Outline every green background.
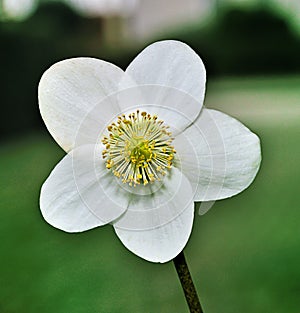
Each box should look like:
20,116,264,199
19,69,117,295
1,77,299,313
1,1,300,312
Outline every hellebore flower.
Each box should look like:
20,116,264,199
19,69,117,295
39,40,261,263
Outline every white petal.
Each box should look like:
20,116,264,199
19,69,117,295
126,40,206,102
38,58,128,152
117,85,201,135
125,40,206,124
113,168,194,263
71,145,129,221
40,148,127,232
114,203,194,263
174,108,261,202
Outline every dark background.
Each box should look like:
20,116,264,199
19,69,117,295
1,1,300,138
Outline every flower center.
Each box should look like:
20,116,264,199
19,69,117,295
101,110,176,186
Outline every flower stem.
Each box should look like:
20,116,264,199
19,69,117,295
173,251,203,313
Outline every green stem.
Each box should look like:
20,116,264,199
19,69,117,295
173,251,203,313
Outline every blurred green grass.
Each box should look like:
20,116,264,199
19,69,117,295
1,76,300,313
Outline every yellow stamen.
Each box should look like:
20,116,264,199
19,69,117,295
101,110,176,186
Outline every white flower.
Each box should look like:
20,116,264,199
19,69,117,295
39,40,261,263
